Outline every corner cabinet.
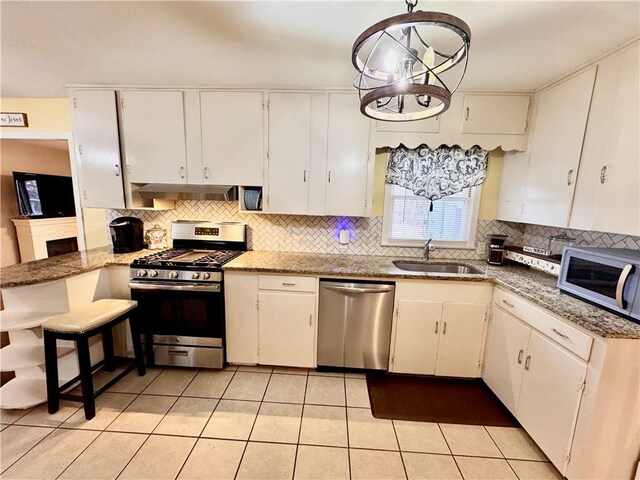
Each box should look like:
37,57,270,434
389,280,491,377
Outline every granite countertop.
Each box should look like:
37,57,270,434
2,247,639,339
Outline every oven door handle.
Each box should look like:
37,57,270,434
616,264,634,309
129,281,221,293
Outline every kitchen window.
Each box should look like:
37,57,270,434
382,183,481,249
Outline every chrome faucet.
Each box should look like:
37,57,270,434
423,238,435,260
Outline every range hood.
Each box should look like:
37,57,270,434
137,184,238,201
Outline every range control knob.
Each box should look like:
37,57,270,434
148,270,158,278
170,271,179,279
201,272,211,280
191,272,200,280
137,270,148,277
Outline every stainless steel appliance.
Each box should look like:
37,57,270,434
558,246,640,322
110,216,144,253
317,280,395,370
128,221,247,368
486,234,508,265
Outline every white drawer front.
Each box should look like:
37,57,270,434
258,275,317,293
494,288,593,361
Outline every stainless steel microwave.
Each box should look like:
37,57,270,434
558,247,640,322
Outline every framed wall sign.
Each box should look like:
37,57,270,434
1,112,29,127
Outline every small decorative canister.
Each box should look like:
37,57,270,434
145,224,168,249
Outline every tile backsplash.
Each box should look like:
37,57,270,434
104,200,639,258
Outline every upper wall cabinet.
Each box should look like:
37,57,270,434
569,43,640,236
200,91,264,186
519,67,597,227
460,94,530,135
69,90,125,209
496,150,530,222
120,90,188,184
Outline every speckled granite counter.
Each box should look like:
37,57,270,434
2,248,639,339
225,251,640,339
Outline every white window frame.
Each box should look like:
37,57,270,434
381,182,482,249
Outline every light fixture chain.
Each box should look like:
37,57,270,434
405,0,418,13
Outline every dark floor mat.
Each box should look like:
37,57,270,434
366,373,519,427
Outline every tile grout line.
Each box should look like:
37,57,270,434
291,370,310,479
436,423,466,479
343,374,352,480
390,419,409,480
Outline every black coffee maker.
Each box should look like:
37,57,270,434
109,217,144,253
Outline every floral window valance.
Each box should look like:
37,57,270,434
386,144,488,201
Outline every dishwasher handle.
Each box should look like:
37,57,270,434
321,284,394,294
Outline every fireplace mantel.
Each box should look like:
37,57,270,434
11,217,79,262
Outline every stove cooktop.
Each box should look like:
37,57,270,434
131,248,244,269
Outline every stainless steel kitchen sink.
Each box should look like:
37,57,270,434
392,261,484,274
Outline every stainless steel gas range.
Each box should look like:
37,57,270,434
128,221,246,368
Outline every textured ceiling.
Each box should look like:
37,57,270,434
1,1,639,97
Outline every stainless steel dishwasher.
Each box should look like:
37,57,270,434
317,280,395,370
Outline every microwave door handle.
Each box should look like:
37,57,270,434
616,264,634,309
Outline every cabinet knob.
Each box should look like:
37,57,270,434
303,170,307,183
465,107,470,121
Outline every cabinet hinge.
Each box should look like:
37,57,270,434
256,299,260,310
83,190,88,200
578,379,586,393
478,359,482,369
520,203,526,214
267,100,270,110
78,145,83,156
72,97,78,109
564,452,571,464
266,150,270,160
395,306,399,318
120,97,125,109
390,355,395,366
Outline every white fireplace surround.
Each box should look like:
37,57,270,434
11,217,78,262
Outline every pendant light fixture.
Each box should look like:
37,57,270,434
352,0,471,122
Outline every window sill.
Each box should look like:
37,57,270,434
380,240,477,250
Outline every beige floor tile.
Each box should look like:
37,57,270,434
455,456,517,480
178,438,245,480
62,393,137,430
236,442,297,480
294,445,350,480
1,428,99,479
309,370,344,377
345,372,366,379
119,434,196,480
182,370,234,398
250,402,302,443
345,378,370,408
439,424,503,457
350,448,406,480
299,404,348,447
348,407,399,451
201,399,260,440
223,365,238,371
58,431,147,479
305,375,345,406
108,367,162,394
0,408,30,425
14,400,80,427
0,425,53,472
402,452,462,479
264,373,307,404
222,372,270,401
508,460,563,480
106,394,176,433
273,367,309,376
486,427,547,461
393,421,450,454
237,365,274,373
142,368,198,396
154,397,218,437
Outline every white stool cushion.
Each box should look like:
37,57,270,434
43,299,137,334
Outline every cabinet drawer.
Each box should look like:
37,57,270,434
258,275,316,293
494,288,593,361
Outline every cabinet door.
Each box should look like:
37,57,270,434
570,44,640,235
70,90,125,208
482,307,530,415
435,303,487,377
258,291,316,368
324,93,371,217
495,151,529,222
267,93,311,214
120,90,187,184
225,273,259,364
517,330,587,473
201,91,264,186
521,67,596,227
461,94,530,135
391,300,441,375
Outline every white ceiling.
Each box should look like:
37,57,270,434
1,1,638,97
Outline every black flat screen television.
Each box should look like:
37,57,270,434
13,172,76,218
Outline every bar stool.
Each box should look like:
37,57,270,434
43,299,146,420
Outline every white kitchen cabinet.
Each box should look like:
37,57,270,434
495,150,530,222
120,90,187,184
324,93,371,217
390,280,491,377
69,90,125,208
200,91,264,186
224,272,259,365
258,291,316,368
460,94,530,135
520,67,596,227
569,43,640,236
